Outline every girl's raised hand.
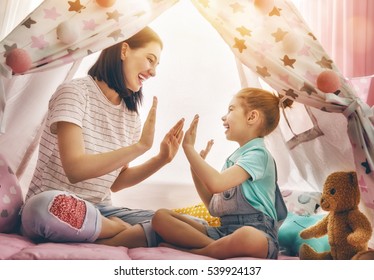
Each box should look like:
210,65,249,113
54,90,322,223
182,114,199,149
139,96,157,151
199,139,214,160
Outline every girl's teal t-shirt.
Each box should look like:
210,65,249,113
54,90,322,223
223,138,277,220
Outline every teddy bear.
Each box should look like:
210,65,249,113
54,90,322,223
299,171,373,260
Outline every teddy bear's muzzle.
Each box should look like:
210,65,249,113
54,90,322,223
320,198,331,210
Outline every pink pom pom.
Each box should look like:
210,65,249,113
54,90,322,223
316,70,341,93
96,0,116,8
5,48,32,74
254,0,274,14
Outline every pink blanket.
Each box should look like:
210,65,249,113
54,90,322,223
0,233,298,260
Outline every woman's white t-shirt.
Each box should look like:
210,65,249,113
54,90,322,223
26,76,141,205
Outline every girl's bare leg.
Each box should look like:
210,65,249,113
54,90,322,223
152,208,214,249
189,226,269,259
95,224,148,248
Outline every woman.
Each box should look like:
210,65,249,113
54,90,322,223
21,27,184,248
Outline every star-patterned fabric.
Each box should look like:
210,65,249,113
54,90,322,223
0,0,178,74
0,0,373,230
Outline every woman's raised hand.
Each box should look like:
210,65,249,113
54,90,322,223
139,96,157,151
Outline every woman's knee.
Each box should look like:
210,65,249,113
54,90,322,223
21,191,62,239
21,191,100,242
22,191,58,223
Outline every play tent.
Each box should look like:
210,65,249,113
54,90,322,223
0,0,373,247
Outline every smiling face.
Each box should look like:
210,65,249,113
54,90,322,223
122,41,161,92
221,96,251,145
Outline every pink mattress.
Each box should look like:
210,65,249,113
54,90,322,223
0,233,298,260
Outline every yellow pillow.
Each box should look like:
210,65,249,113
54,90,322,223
173,202,221,227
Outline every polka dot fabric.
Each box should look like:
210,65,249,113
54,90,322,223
173,202,221,227
0,154,23,233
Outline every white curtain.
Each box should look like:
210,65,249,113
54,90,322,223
0,0,43,41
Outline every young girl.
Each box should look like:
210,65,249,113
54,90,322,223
151,87,292,259
20,27,184,248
